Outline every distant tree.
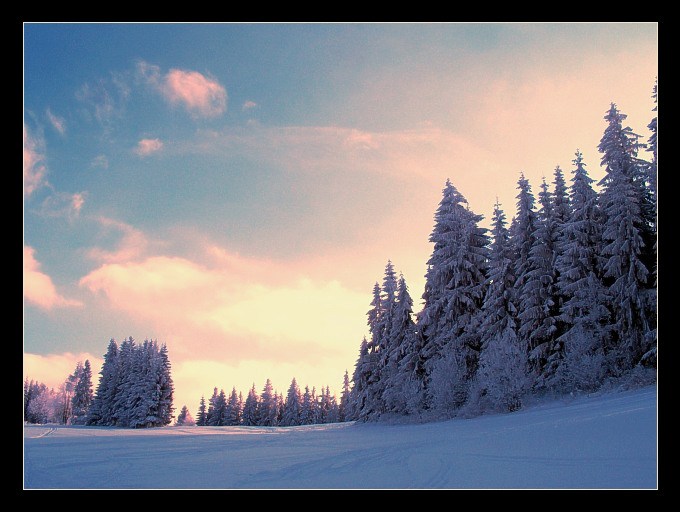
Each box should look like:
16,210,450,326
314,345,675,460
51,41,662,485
338,370,351,422
175,405,195,426
242,384,259,426
281,378,302,426
206,387,219,426
225,387,242,426
300,385,315,425
196,396,207,426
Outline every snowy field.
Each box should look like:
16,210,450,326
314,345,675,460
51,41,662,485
24,385,657,489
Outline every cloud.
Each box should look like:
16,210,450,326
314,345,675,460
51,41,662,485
24,246,83,310
137,60,227,118
24,352,102,391
134,138,164,157
79,247,366,366
162,68,227,117
38,191,86,220
91,154,109,170
46,108,66,136
23,125,47,197
75,73,130,129
86,217,149,264
242,100,258,110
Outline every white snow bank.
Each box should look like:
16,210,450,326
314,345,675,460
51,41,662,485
23,385,656,489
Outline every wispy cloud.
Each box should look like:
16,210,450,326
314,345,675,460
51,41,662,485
75,73,130,130
46,108,66,136
134,138,164,157
90,154,109,170
137,60,227,118
24,246,83,310
23,125,47,198
242,100,258,110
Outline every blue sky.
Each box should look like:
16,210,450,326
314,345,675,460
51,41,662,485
23,22,657,413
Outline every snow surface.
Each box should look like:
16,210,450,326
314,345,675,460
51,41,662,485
23,385,657,489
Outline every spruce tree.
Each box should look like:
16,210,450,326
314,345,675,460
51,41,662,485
338,370,351,422
196,396,207,426
225,387,241,426
258,379,278,426
551,150,610,390
381,273,422,416
71,360,93,425
518,178,560,376
598,103,653,367
87,338,120,426
242,384,259,426
281,378,302,426
420,179,489,411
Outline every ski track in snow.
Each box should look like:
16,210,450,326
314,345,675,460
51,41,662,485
23,386,657,489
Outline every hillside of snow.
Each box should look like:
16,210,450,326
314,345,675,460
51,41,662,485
23,385,657,489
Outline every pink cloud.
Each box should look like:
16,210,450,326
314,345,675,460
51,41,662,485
162,68,227,117
23,125,47,197
24,246,83,310
242,100,258,110
134,138,164,157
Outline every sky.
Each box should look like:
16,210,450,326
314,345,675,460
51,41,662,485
23,22,658,415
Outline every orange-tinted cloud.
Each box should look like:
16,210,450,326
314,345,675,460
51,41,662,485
86,217,149,264
24,352,102,391
134,138,164,156
24,246,83,310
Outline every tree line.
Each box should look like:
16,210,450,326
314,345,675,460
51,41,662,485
346,83,658,422
181,373,352,427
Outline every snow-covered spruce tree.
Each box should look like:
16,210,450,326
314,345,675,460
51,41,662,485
196,396,207,426
362,261,399,420
213,389,228,426
517,177,561,379
225,387,242,426
550,150,611,393
338,370,351,422
300,385,315,425
419,179,489,413
281,378,302,426
157,343,175,426
71,359,93,425
598,103,654,369
126,339,155,428
242,384,259,426
175,405,195,426
381,273,423,416
646,79,657,210
57,362,79,424
206,387,219,426
110,336,137,426
346,337,369,421
87,338,119,426
465,201,528,415
258,379,278,426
